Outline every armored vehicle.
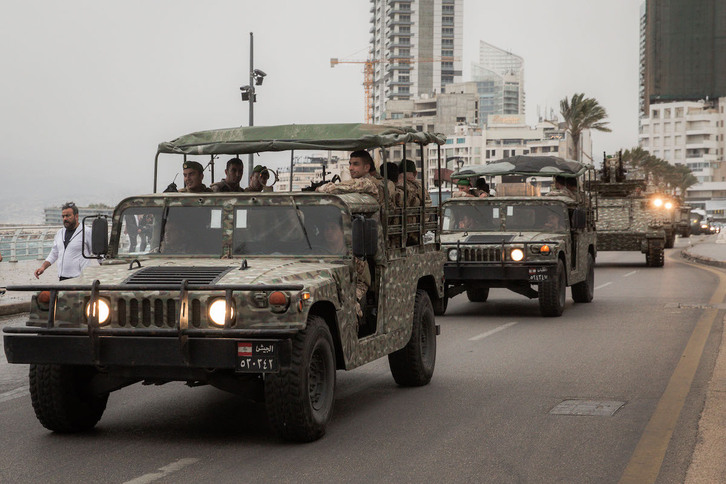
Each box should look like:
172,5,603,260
589,154,669,266
675,205,691,238
3,124,446,442
439,156,596,317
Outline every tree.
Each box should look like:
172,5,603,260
560,93,612,161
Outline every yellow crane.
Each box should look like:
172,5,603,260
330,55,457,124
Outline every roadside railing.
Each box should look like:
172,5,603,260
0,226,61,262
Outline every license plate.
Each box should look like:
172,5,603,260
528,267,550,282
236,341,279,373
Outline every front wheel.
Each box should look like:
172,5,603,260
539,259,566,317
571,253,594,303
466,287,489,302
265,316,336,442
29,364,108,433
388,289,436,386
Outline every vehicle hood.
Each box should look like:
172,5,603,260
441,231,567,245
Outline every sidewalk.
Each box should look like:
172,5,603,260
681,231,726,267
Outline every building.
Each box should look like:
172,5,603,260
471,41,525,121
276,154,350,192
640,0,726,116
369,0,464,124
638,98,726,183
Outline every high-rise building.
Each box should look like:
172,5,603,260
640,0,726,116
369,0,464,123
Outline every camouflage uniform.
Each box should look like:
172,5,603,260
316,173,380,201
178,185,213,193
210,180,244,192
371,172,397,210
546,187,576,201
452,189,475,198
354,258,371,318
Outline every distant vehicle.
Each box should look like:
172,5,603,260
690,211,707,235
440,156,596,317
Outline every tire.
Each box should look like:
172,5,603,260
388,289,436,387
571,253,594,303
466,287,489,302
29,364,108,433
645,244,664,267
433,294,448,316
539,259,566,317
265,316,336,442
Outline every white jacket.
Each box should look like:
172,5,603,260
46,225,97,279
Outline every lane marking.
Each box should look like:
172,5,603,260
124,458,200,484
469,322,518,341
595,282,612,290
0,386,29,404
619,261,726,484
623,271,638,277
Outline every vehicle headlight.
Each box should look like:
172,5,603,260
664,201,673,209
510,248,524,261
530,244,552,255
86,298,111,324
208,298,235,326
268,291,289,313
702,224,709,229
653,198,663,207
448,248,459,261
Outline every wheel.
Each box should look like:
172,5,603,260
539,259,566,317
571,253,594,303
29,364,108,433
388,289,436,386
264,316,336,442
645,244,664,267
432,294,448,316
664,233,675,249
466,287,489,302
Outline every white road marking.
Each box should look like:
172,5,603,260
469,322,518,341
0,386,29,404
595,282,612,290
623,271,638,277
124,458,199,484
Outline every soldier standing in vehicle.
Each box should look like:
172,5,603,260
546,175,575,201
316,151,380,201
248,165,272,192
452,178,476,198
178,161,212,193
211,157,245,192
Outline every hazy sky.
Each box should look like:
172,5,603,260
1,0,642,210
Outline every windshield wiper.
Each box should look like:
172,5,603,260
291,198,312,250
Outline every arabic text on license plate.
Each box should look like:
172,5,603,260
236,341,278,372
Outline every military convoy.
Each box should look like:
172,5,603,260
438,156,596,317
2,124,446,442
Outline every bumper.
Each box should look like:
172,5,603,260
3,327,293,372
444,262,556,284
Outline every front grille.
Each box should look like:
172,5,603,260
115,297,206,328
461,246,502,262
123,266,233,286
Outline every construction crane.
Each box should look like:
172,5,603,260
331,55,456,124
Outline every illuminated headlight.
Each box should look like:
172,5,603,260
653,198,663,207
208,298,235,326
86,298,111,324
510,248,525,261
448,248,459,261
664,201,673,209
702,224,709,229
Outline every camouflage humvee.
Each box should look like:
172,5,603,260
589,154,669,266
439,156,596,317
3,124,446,442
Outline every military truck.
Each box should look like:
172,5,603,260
589,153,669,267
3,124,446,442
439,156,596,317
675,205,691,238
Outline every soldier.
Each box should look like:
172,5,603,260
323,220,370,320
178,161,212,193
546,175,575,201
370,162,397,211
316,150,380,201
211,157,245,192
474,178,492,198
452,178,476,198
248,165,272,192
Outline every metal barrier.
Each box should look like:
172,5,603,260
0,226,61,262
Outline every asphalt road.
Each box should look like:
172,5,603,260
0,240,722,484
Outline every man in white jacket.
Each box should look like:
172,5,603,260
34,202,95,281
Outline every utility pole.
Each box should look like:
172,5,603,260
240,32,266,179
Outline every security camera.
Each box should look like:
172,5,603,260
253,69,267,78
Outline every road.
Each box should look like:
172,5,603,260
0,240,722,483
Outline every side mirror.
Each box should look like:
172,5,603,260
352,216,378,258
571,208,587,230
91,217,109,256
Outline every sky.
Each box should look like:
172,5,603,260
0,0,643,222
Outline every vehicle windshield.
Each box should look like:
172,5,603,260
118,204,347,256
443,202,569,232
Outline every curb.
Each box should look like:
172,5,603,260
0,301,30,317
681,246,726,269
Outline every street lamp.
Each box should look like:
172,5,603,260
240,32,267,177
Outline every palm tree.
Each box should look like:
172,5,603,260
560,93,612,161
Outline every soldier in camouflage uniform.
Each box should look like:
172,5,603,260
210,157,245,192
546,175,575,201
316,150,380,202
323,220,370,318
452,178,476,198
178,161,212,193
